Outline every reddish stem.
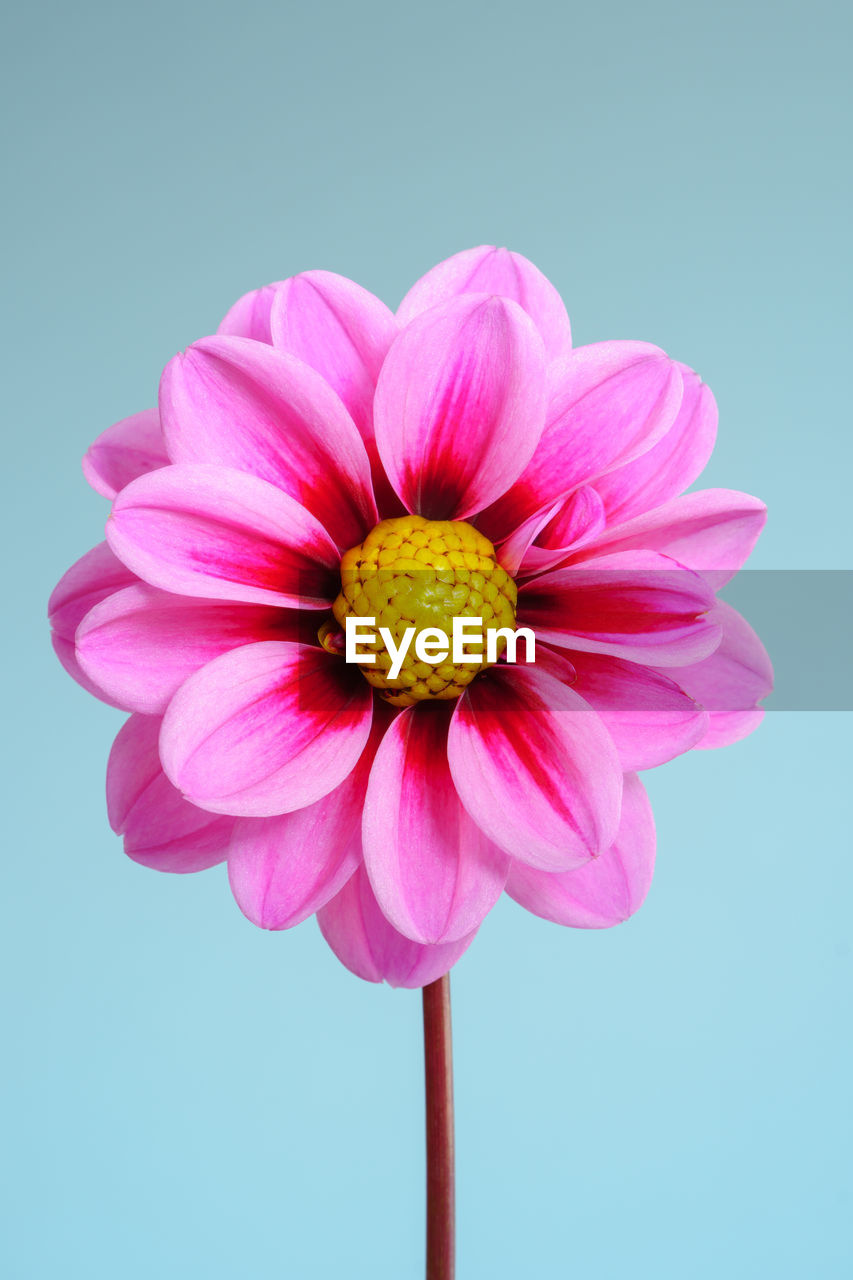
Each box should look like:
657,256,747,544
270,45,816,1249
422,974,455,1280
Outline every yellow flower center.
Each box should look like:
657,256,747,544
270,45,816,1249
325,515,517,706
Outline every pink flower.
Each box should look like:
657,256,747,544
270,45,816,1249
48,246,771,987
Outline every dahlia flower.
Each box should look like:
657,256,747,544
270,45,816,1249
48,245,772,987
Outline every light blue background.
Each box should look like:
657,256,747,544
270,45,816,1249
4,2,850,1276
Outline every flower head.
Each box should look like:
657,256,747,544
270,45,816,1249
49,246,772,986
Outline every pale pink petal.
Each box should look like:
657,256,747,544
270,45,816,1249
217,282,283,343
373,294,547,519
594,364,717,523
160,641,374,817
662,600,773,748
82,408,169,499
160,335,376,550
570,489,767,588
499,486,607,576
48,542,137,704
107,714,233,872
566,650,708,769
696,707,766,747
49,543,137,639
518,550,721,666
228,798,361,932
363,704,509,945
226,704,390,929
317,866,476,988
397,245,572,359
447,664,622,872
506,773,655,928
480,342,683,540
52,632,116,705
107,463,339,607
268,270,398,446
227,783,361,931
77,583,313,715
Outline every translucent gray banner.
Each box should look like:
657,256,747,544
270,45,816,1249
720,570,852,711
307,567,852,712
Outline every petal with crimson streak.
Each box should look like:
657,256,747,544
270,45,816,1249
218,271,402,513
498,486,606,576
518,550,721,667
160,641,374,818
447,664,622,872
270,272,402,514
160,335,377,551
363,703,509,945
107,463,340,608
374,294,547,520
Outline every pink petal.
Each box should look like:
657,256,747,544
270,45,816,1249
447,664,622,872
498,486,606,576
397,245,572,359
506,773,655,928
227,798,360,932
217,282,283,343
160,335,377,550
480,342,683,539
219,273,401,514
268,270,398,446
317,866,476,988
107,714,233,872
534,485,607,550
662,600,773,748
49,543,137,639
363,704,509,945
566,650,709,769
496,500,563,575
594,364,718,523
107,463,339,607
227,782,362,932
48,542,137,704
227,704,390,929
77,583,313,715
518,550,721,666
695,707,765,747
160,641,374,817
570,489,767,588
373,294,548,520
82,408,169,499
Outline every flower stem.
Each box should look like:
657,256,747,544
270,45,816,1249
422,974,455,1280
